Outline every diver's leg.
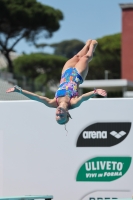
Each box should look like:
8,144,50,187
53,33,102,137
61,40,92,74
75,40,98,80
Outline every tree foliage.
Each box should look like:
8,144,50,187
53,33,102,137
50,39,85,58
0,0,63,72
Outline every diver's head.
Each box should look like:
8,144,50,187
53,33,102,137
55,106,72,125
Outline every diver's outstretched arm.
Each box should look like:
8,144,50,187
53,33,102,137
71,89,107,108
6,86,56,108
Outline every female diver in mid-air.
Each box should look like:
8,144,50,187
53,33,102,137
6,39,107,125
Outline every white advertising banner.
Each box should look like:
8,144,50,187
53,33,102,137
0,98,133,200
0,130,3,195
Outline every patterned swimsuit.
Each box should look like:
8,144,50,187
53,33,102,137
55,67,83,98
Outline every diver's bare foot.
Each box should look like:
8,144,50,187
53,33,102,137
85,40,98,61
86,39,92,47
91,40,98,52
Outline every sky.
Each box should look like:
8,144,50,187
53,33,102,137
15,0,133,54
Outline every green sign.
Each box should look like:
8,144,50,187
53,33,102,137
76,156,131,182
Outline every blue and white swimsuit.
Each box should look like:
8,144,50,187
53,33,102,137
55,67,83,98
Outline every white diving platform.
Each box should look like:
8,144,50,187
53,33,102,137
0,196,53,200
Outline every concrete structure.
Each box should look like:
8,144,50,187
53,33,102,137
0,51,19,70
0,52,21,98
0,79,29,100
120,3,133,81
79,79,133,97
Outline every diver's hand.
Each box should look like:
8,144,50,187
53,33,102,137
6,87,15,93
94,89,107,97
6,85,22,93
